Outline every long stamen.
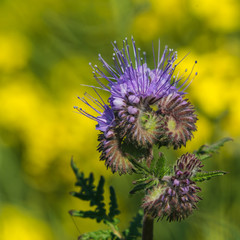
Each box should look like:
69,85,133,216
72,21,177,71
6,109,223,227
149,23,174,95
178,61,198,91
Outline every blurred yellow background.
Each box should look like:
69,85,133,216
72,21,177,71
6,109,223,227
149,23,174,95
0,0,239,239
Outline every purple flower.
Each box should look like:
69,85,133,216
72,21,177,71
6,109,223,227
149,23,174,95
75,37,197,174
74,92,115,133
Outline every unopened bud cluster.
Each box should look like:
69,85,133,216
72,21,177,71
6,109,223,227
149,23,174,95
143,154,203,221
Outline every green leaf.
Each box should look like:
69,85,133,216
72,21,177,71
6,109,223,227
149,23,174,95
194,137,232,160
70,159,122,238
129,178,157,195
108,186,120,221
69,210,99,219
191,171,227,182
79,229,115,240
132,177,148,185
123,209,143,239
150,146,168,178
95,176,106,222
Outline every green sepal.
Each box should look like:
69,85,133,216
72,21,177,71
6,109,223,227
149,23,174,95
191,171,227,182
194,137,232,160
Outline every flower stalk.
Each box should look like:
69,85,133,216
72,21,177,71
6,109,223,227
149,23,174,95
142,211,154,240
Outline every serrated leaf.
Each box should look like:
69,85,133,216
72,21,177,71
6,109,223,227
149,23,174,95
194,138,232,160
95,176,106,222
132,177,148,185
108,186,120,221
79,229,114,240
70,210,98,219
70,159,122,238
127,155,151,175
129,178,157,195
71,157,79,176
191,171,227,182
123,209,143,239
150,146,167,178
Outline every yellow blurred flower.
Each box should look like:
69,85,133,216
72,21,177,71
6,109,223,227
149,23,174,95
151,0,184,19
132,12,159,41
190,0,239,32
0,32,31,72
0,70,111,189
176,48,240,137
0,205,53,240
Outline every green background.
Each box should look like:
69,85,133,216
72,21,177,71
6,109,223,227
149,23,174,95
0,0,239,239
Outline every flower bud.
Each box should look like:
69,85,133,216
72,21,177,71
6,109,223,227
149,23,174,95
142,153,202,221
157,93,197,149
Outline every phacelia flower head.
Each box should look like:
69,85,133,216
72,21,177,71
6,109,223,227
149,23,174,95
75,37,198,174
142,153,203,221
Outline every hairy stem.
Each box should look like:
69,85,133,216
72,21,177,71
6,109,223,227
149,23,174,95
142,211,154,240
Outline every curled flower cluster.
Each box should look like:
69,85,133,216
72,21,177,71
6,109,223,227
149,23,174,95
75,37,197,174
142,153,203,221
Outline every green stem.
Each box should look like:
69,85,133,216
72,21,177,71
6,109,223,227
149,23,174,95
142,211,154,240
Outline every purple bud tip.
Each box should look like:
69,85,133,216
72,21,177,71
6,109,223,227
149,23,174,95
195,60,197,64
128,95,140,104
73,106,78,109
105,130,114,138
128,106,138,115
173,179,180,186
129,116,135,123
168,188,172,195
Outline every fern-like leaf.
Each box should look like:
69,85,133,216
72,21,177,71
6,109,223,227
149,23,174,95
108,186,120,221
79,229,115,240
70,159,122,239
123,209,144,239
